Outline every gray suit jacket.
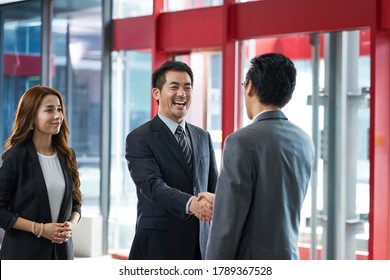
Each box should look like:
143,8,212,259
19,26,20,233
205,110,314,260
125,115,218,259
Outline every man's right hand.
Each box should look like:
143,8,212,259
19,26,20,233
188,192,215,222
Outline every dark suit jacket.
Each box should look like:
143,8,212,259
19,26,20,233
0,139,81,260
125,115,218,259
206,110,314,259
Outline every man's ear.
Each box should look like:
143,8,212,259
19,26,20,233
152,88,160,101
246,80,255,97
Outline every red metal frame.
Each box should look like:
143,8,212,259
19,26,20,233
232,0,371,39
369,0,390,260
112,16,153,50
158,7,223,52
4,53,40,76
112,0,390,259
222,0,236,144
3,53,56,76
151,0,168,116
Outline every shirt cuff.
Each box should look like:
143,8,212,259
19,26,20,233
186,196,197,214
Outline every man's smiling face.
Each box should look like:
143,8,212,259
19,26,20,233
153,70,193,123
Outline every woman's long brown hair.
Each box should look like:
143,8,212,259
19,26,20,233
2,85,82,203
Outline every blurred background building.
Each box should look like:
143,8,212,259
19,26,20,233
0,0,388,260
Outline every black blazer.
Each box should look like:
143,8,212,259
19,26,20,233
0,139,81,260
125,115,218,259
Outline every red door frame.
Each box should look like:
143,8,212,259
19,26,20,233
112,0,390,260
370,0,390,260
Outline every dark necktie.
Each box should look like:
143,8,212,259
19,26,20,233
175,125,193,171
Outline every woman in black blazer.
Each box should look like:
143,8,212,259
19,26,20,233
0,85,82,260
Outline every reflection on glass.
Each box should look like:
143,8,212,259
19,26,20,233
240,31,370,259
166,0,223,12
176,52,223,169
109,50,152,255
51,5,103,215
113,0,153,19
1,1,41,155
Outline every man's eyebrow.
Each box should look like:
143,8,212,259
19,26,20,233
168,81,192,86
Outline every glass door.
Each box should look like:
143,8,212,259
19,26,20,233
0,0,42,149
0,0,42,244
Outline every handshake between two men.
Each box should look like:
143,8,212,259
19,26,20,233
188,192,215,222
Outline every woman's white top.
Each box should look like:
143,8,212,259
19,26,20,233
37,151,66,222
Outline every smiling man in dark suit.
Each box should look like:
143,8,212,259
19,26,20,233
125,60,218,260
206,53,315,260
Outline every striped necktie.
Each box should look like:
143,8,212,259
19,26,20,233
175,125,193,170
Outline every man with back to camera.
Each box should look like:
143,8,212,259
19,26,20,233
125,60,218,260
205,53,315,260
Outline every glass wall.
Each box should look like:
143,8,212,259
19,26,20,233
113,0,223,17
112,0,153,19
1,0,376,259
0,0,103,254
51,4,103,215
0,0,103,214
240,31,370,259
109,50,152,255
166,0,223,12
176,52,223,168
1,0,42,149
107,50,222,255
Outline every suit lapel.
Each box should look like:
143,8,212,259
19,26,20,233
26,141,52,222
57,155,72,222
187,124,199,180
151,116,193,180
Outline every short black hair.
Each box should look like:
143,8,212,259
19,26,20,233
246,53,296,108
152,60,194,90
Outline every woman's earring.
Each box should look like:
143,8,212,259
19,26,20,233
30,126,33,130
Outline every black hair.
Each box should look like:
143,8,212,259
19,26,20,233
245,53,296,108
152,60,194,90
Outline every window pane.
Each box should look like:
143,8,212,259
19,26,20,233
108,51,222,256
113,0,153,19
176,52,223,169
109,50,152,255
1,1,42,152
166,0,222,12
51,4,103,215
240,31,370,259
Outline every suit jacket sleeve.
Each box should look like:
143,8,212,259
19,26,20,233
125,131,193,220
205,134,253,259
207,131,218,193
0,149,20,231
70,149,81,218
